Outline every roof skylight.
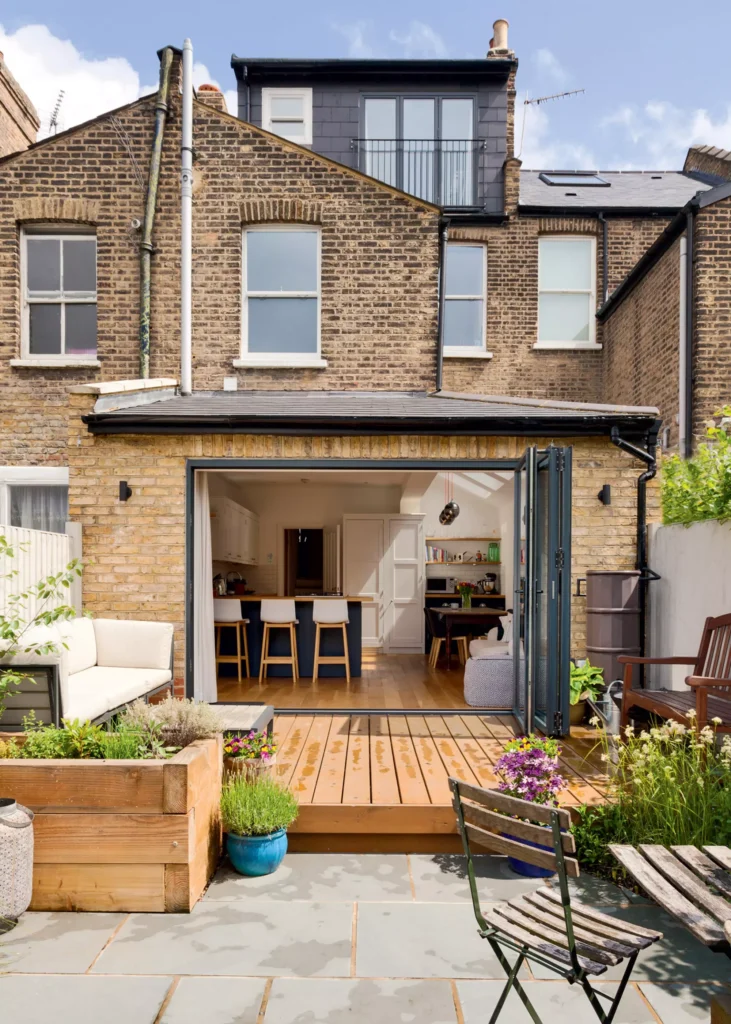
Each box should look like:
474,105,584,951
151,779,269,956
539,172,610,187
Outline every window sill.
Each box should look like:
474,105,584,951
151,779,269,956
443,349,493,360
233,355,328,369
10,358,101,369
532,342,602,352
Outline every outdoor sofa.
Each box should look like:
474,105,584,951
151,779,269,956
0,616,174,729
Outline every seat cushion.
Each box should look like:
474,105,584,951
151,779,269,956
59,617,98,675
470,636,511,660
93,619,174,671
62,666,172,722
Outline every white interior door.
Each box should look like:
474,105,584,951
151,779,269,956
323,523,341,593
343,516,383,647
384,516,425,653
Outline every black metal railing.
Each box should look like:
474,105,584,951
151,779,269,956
351,139,483,207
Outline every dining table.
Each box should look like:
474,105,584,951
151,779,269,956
438,606,509,669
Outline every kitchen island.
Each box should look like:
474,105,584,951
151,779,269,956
215,596,368,678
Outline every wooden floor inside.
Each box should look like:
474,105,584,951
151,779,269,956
274,713,609,853
218,651,478,711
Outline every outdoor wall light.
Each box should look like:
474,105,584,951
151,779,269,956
119,481,133,502
597,484,611,506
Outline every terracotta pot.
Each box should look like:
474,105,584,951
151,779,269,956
569,701,587,727
224,756,276,782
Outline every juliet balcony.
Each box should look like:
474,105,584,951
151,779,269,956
351,138,485,209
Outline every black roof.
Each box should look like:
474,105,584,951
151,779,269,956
84,390,660,439
520,169,712,215
230,56,516,82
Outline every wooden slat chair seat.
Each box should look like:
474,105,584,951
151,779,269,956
451,779,662,1023
619,612,731,732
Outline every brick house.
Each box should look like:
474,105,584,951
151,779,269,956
0,36,697,736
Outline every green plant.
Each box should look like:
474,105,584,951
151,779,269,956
220,777,299,837
19,711,71,758
572,714,731,879
569,659,605,706
63,719,106,759
661,407,731,525
0,533,82,720
119,696,222,750
495,735,566,805
99,728,151,760
0,738,21,759
16,711,172,761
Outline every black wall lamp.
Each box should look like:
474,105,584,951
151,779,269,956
119,481,132,502
597,484,611,506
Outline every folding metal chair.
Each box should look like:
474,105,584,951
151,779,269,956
450,778,663,1024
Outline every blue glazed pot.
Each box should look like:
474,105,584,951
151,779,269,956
504,832,556,878
226,829,288,877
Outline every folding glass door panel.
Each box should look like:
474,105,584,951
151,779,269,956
513,446,572,736
403,99,435,202
441,99,474,206
364,99,397,187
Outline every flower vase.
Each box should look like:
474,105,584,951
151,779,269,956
461,593,472,609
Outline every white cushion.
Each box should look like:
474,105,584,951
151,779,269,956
93,619,173,671
469,636,510,659
501,612,513,645
62,666,172,722
59,617,98,676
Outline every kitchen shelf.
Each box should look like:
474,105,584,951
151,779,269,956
426,560,501,566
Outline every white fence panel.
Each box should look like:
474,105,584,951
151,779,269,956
0,525,74,624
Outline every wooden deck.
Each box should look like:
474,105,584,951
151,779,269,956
274,714,609,853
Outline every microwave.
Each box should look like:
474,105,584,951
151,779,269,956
427,577,457,594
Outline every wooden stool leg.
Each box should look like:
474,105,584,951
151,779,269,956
342,623,351,684
259,623,268,683
215,625,222,676
241,622,250,679
235,622,242,683
290,623,298,682
313,622,320,683
429,637,441,668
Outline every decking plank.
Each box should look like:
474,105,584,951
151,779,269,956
312,716,350,805
426,716,480,786
369,716,401,804
275,716,315,788
406,716,452,805
289,716,333,804
388,716,431,805
342,715,371,805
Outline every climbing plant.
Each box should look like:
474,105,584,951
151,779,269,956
661,407,731,525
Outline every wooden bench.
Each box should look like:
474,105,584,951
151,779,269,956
611,844,731,958
619,612,731,732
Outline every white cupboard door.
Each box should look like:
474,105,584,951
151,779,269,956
384,516,425,653
343,517,383,647
247,513,259,564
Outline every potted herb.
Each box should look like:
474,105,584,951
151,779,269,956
223,730,277,781
220,777,298,877
456,581,477,609
570,659,605,727
495,736,567,878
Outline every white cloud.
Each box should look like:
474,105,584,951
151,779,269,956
388,21,448,58
533,49,568,86
515,92,595,169
601,100,731,167
332,20,376,58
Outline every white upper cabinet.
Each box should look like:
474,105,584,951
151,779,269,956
211,496,259,565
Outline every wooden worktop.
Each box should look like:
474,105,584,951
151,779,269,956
426,592,505,598
215,595,373,602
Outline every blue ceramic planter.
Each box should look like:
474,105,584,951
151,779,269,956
504,832,556,878
226,829,288,877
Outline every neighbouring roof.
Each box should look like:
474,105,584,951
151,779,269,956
83,390,660,439
520,169,713,214
231,57,516,81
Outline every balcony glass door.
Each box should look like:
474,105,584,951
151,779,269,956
403,99,435,202
364,99,397,187
513,446,572,736
441,99,474,206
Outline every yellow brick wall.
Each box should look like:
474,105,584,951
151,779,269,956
68,393,658,692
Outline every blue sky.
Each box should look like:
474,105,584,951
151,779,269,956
2,0,731,169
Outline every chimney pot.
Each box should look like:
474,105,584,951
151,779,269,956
490,19,509,51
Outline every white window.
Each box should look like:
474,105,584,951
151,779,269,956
236,225,325,369
18,228,98,366
262,88,313,144
443,243,491,359
0,467,69,534
536,236,599,350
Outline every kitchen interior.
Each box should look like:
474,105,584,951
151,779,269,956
206,468,514,709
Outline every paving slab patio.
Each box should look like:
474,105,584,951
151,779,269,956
3,854,726,1023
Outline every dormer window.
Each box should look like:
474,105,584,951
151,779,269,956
262,88,313,144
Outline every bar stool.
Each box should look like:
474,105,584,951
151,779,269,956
214,599,250,681
259,599,299,682
312,599,350,684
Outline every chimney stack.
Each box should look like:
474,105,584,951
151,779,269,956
487,18,513,57
0,51,40,157
197,83,228,114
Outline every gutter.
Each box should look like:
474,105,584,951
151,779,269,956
139,47,174,379
435,218,450,391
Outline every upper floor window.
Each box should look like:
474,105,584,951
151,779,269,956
443,243,490,358
361,96,476,206
21,228,97,362
262,88,313,144
536,236,598,350
238,225,325,368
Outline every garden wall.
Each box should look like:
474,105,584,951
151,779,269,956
648,520,731,689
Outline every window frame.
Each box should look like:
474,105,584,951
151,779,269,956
19,226,99,366
442,242,492,360
236,223,325,369
0,466,69,533
261,87,313,145
535,235,600,351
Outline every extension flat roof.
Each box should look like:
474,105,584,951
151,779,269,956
83,390,659,439
520,169,712,213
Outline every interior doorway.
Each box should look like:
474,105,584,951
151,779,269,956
284,528,324,595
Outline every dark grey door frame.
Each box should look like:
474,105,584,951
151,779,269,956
185,456,520,705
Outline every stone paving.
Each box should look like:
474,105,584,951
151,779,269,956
1,853,729,1023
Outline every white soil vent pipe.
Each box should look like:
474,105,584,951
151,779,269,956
180,38,193,396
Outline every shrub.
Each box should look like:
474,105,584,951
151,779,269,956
220,777,299,837
119,696,222,749
661,407,731,525
14,712,174,761
0,738,21,759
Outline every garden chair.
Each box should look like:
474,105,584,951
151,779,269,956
619,612,731,732
450,778,663,1024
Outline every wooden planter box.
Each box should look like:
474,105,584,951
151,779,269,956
0,735,222,913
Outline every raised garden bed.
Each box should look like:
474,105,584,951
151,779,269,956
0,735,222,912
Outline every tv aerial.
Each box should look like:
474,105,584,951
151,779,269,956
519,88,585,159
48,89,65,135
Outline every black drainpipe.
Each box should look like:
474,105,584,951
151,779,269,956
597,212,609,303
139,47,174,379
435,218,450,392
684,207,695,456
610,420,662,681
